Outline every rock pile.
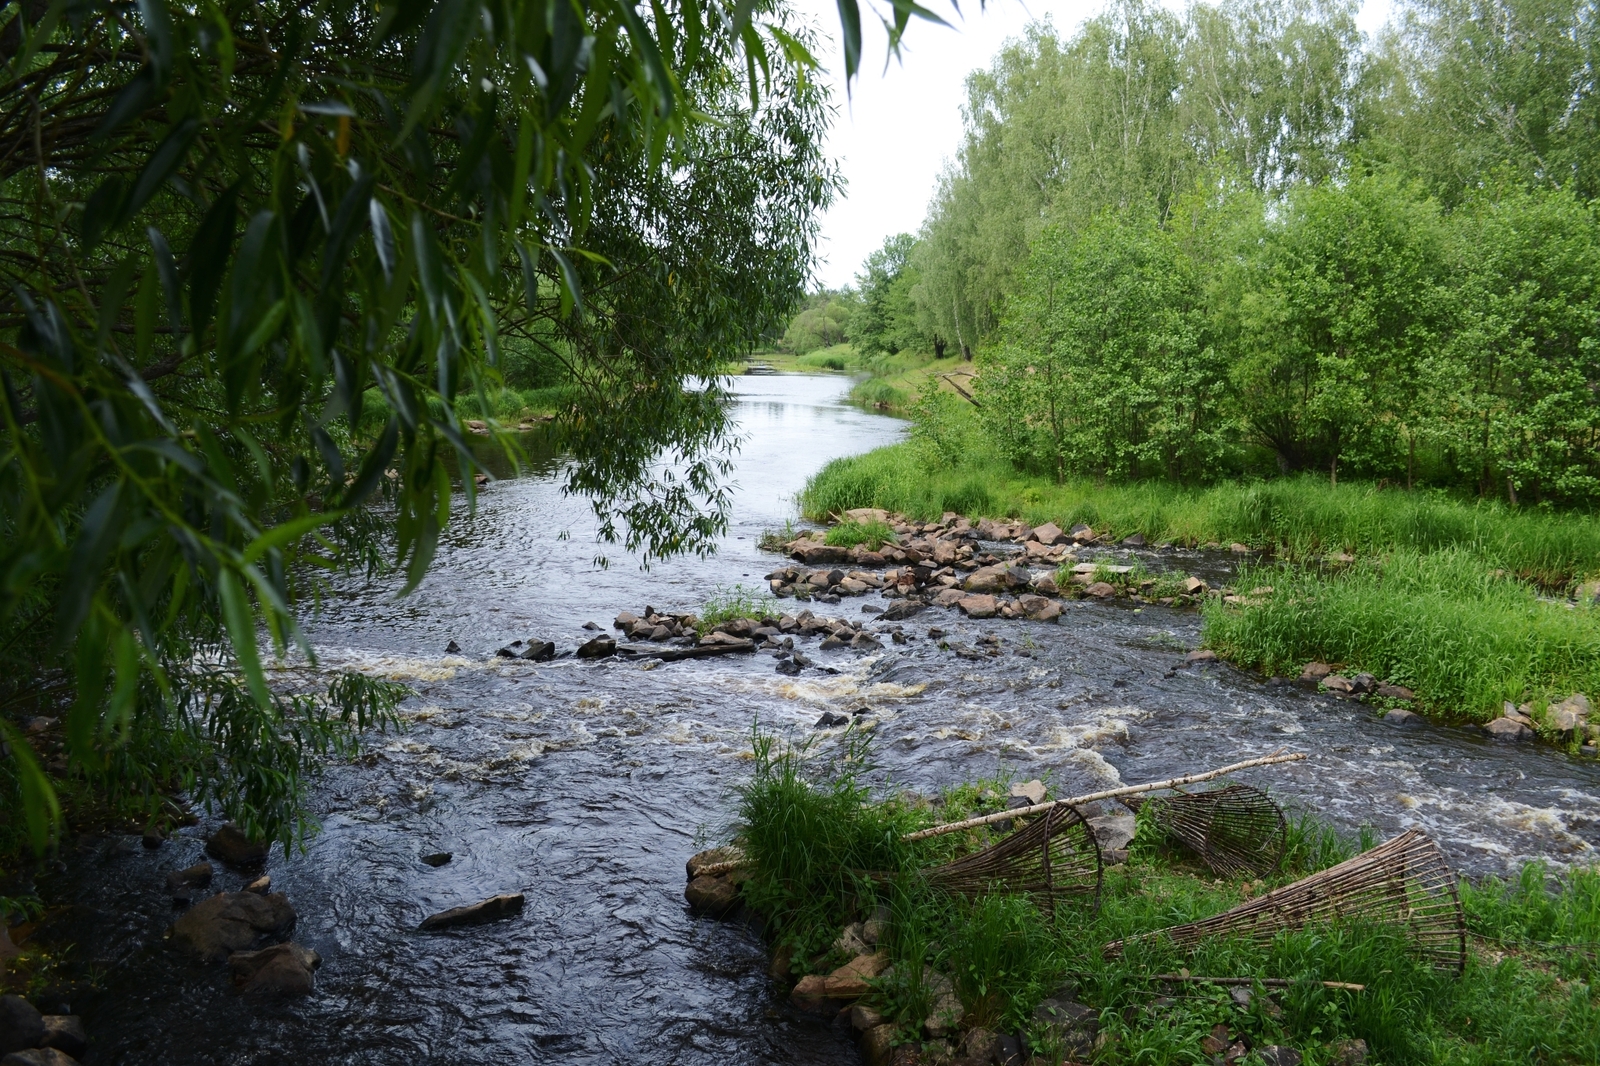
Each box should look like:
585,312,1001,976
0,994,83,1066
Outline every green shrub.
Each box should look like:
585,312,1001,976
697,585,777,630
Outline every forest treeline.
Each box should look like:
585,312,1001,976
842,0,1600,505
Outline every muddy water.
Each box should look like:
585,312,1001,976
43,374,1600,1065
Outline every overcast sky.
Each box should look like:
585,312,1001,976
795,0,1398,290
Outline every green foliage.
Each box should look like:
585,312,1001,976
0,0,844,854
823,519,896,550
849,233,933,356
1462,863,1600,981
1202,549,1600,719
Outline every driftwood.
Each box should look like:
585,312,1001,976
903,752,1307,842
1129,784,1287,876
1104,829,1466,974
919,802,1102,912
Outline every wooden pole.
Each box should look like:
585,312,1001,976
902,751,1307,842
1153,974,1364,991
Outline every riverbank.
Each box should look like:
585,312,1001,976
688,733,1600,1066
746,348,976,415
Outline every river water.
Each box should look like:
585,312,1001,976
40,373,1600,1065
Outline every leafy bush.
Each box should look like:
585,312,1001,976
697,585,777,631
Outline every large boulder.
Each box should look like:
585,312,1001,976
230,942,321,996
419,893,525,931
0,996,43,1055
1485,716,1533,742
576,635,616,658
205,824,269,866
1549,693,1590,733
171,892,296,962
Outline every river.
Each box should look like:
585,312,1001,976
39,373,1600,1064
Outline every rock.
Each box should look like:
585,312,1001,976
685,874,740,917
1084,581,1117,598
851,1004,884,1031
686,846,741,879
1033,997,1097,1057
861,1023,897,1066
418,892,526,931
1182,576,1207,594
1259,1047,1302,1066
1088,812,1138,851
789,974,831,1011
171,891,297,962
1030,522,1067,546
205,824,269,866
36,1016,85,1058
922,969,963,1038
768,943,794,980
834,922,871,958
1185,649,1217,663
1323,675,1359,694
1331,1037,1369,1065
141,827,164,849
879,600,926,621
957,1028,999,1065
1549,693,1590,733
1300,661,1334,682
229,942,321,996
1121,532,1146,547
445,639,462,654
1068,523,1096,543
850,631,883,651
1376,682,1415,700
1010,779,1046,805
994,1033,1024,1065
933,587,965,607
0,1051,78,1066
815,711,850,728
420,852,452,868
862,905,889,945
165,861,214,893
826,951,890,997
1383,709,1421,727
614,611,640,629
1484,716,1534,741
245,875,272,894
844,507,890,524
775,658,802,676
576,635,616,658
818,634,848,650
957,594,998,619
1349,672,1377,694
0,996,43,1055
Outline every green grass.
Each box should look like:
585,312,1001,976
801,443,1600,587
1203,550,1600,721
823,518,897,550
733,732,1600,1065
697,584,778,631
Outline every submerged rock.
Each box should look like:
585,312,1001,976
418,893,525,931
420,852,452,867
230,942,321,996
684,876,739,917
171,891,297,961
0,1050,79,1066
575,635,616,659
1383,709,1421,727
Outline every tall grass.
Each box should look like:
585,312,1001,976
801,443,1600,585
1204,550,1600,719
733,737,1600,1064
697,585,778,630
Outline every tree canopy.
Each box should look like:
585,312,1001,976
0,0,955,855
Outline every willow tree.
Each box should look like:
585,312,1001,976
0,0,950,855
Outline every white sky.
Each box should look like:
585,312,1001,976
797,0,1399,290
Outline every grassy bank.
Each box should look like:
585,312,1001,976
737,732,1600,1065
750,346,976,415
1206,551,1600,723
801,443,1600,588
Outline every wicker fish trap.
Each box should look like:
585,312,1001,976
1104,828,1465,973
920,802,1102,912
1131,784,1287,876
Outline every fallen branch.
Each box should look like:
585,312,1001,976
903,751,1307,842
1153,974,1364,991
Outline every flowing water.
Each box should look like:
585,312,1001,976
36,373,1600,1065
